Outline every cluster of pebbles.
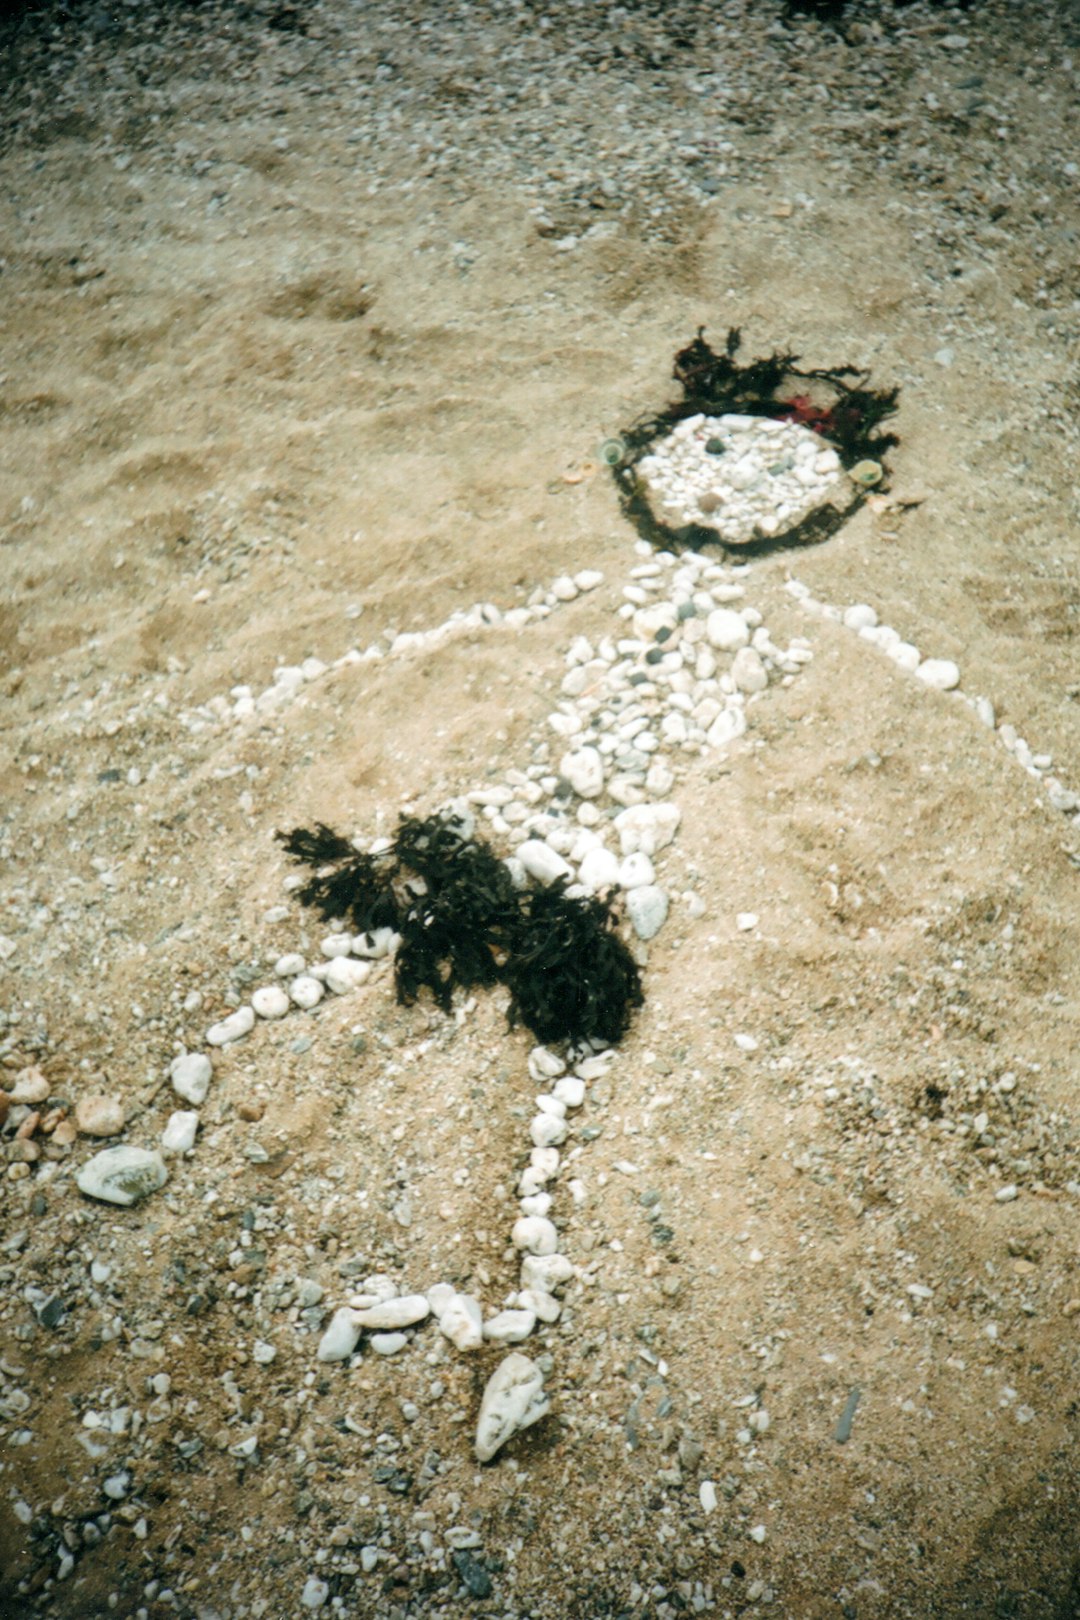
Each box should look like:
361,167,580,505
634,413,848,544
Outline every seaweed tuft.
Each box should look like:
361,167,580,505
277,814,643,1049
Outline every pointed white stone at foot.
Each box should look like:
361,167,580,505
353,1295,430,1331
475,1352,550,1462
438,1294,484,1350
516,840,573,884
618,851,655,889
512,1216,559,1256
317,1308,361,1362
206,1007,255,1047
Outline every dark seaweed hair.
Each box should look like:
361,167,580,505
276,815,643,1049
612,326,899,556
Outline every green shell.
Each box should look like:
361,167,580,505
599,437,626,466
849,460,883,488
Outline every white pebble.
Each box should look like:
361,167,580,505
578,846,621,892
626,885,669,941
75,1147,168,1207
520,1253,575,1292
731,646,768,694
552,1076,586,1108
289,975,325,1010
916,658,961,691
706,607,750,651
170,1052,212,1106
843,603,878,631
369,1332,409,1356
527,1046,565,1082
483,1308,537,1344
161,1111,199,1155
516,840,573,885
699,1480,718,1515
317,1308,361,1363
274,953,306,977
749,1524,767,1544
438,1293,484,1351
251,985,290,1020
614,802,681,857
520,1193,552,1217
736,912,758,932
352,926,399,959
512,1216,559,1256
888,642,922,672
206,1007,255,1047
301,1576,329,1610
353,1295,431,1331
324,956,371,995
995,1184,1019,1203
619,851,656,889
517,1287,561,1324
321,932,354,958
560,745,605,799
530,1113,568,1149
706,708,747,750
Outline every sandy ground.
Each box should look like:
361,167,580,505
1,1,1079,1617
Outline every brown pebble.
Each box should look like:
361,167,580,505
15,1110,41,1140
11,1067,50,1105
0,1092,9,1128
237,1101,266,1122
7,1139,41,1164
698,492,721,514
51,1118,77,1147
1063,1299,1080,1319
39,1107,66,1134
75,1094,127,1137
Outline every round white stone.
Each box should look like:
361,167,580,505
578,846,620,892
843,603,878,630
289,975,325,1010
530,1112,568,1149
552,1076,586,1108
274,953,307,978
618,851,656,889
301,1577,329,1611
560,745,605,799
512,1216,559,1256
731,646,768,694
252,985,290,1020
516,840,573,885
324,956,371,995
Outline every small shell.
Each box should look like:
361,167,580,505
849,459,883,488
599,437,626,466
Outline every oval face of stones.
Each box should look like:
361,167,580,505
635,412,848,545
76,1146,168,1207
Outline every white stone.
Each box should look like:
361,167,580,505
575,569,604,591
170,1052,213,1105
521,1253,575,1293
535,1094,567,1119
577,845,620,892
301,1576,329,1611
438,1294,484,1350
484,1309,537,1344
530,1113,567,1149
321,932,354,959
736,912,758,932
527,1046,565,1082
206,1007,255,1047
619,851,656,889
517,1288,561,1324
519,1193,553,1217
551,574,578,601
475,1352,550,1462
626,885,669,941
731,646,768,694
706,608,750,651
353,1295,430,1331
614,802,681,857
317,1308,362,1362
349,1274,399,1309
700,1480,718,1515
76,1147,168,1207
645,759,675,799
274,953,307,977
530,1146,561,1178
74,1094,126,1137
324,956,371,995
516,840,573,885
915,657,961,691
426,1282,456,1316
369,1332,409,1355
352,926,399,959
560,745,605,799
888,641,922,672
843,603,878,631
552,1076,586,1108
252,985,290,1020
289,975,325,1010
161,1111,199,1154
512,1216,559,1256
706,708,747,750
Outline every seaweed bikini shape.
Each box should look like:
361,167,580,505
277,815,643,1049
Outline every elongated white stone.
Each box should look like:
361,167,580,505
484,1308,537,1344
516,840,572,884
76,1147,168,1207
170,1052,212,1106
475,1353,550,1461
324,956,371,995
353,1295,430,1331
206,1007,255,1047
438,1294,484,1351
317,1308,361,1363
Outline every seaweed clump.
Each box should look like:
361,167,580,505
276,814,643,1049
612,326,899,556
